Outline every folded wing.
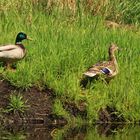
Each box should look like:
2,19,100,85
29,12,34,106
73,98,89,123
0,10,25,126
0,45,24,59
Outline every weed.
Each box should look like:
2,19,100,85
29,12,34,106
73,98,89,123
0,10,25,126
6,94,28,114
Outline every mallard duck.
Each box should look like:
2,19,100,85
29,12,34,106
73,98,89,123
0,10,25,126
0,32,31,70
80,43,119,87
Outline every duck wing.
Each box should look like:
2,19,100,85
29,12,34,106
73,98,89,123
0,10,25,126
0,45,17,52
84,61,112,77
0,45,24,59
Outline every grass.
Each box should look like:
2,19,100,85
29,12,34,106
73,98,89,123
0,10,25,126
0,1,140,122
6,93,28,114
53,99,70,119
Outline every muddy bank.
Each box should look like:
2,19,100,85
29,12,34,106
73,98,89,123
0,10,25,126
0,79,126,126
0,79,67,126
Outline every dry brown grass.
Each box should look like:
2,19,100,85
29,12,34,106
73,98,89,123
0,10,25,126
55,0,76,14
1,0,139,24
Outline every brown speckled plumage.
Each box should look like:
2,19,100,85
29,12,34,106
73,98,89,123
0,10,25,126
81,43,119,87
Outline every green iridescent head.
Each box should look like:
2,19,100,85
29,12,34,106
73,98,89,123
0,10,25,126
15,32,27,44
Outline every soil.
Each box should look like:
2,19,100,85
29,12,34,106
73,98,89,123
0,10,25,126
0,79,126,126
0,79,67,126
97,106,125,123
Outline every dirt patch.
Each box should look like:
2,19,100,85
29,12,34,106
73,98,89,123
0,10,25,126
64,101,87,118
0,79,126,125
97,106,125,123
0,79,67,126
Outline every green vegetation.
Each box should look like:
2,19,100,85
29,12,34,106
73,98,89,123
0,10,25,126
6,94,28,114
53,99,69,118
0,0,140,122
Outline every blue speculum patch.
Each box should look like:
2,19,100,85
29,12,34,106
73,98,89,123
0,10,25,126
101,68,110,74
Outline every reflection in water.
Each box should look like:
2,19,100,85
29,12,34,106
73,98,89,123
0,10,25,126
1,124,140,140
96,123,124,137
1,125,53,140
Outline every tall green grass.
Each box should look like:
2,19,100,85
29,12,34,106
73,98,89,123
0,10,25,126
0,1,140,122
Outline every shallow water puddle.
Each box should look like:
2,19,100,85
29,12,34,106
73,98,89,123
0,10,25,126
1,124,140,140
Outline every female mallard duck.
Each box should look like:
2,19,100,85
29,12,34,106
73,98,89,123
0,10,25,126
80,43,119,87
0,32,31,70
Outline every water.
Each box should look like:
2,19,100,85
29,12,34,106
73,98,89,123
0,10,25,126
0,124,140,140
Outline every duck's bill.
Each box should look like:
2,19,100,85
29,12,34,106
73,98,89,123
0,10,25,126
27,36,33,40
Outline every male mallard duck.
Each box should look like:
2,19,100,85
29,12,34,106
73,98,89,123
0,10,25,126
0,32,31,70
80,43,119,87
